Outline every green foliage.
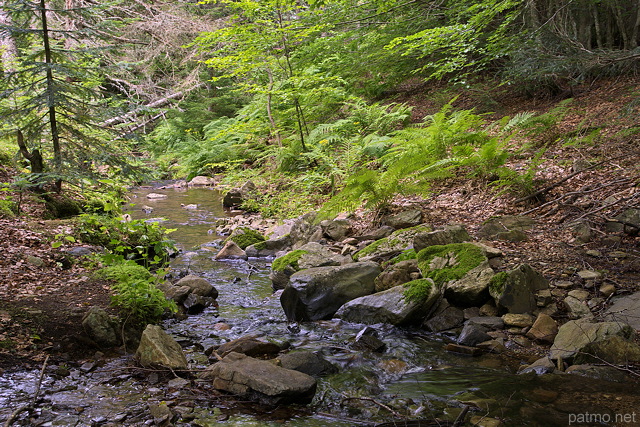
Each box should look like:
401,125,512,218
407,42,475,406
489,271,509,296
272,249,308,272
98,260,176,324
417,243,486,286
0,198,18,218
403,279,434,303
75,214,176,267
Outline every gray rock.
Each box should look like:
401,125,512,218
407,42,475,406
477,215,535,240
334,279,441,326
526,314,558,343
374,259,420,292
216,336,282,358
489,264,549,314
202,352,317,405
354,224,432,262
136,325,188,370
182,293,214,315
467,316,505,330
457,323,492,347
563,294,594,319
214,240,248,260
188,175,216,186
565,364,632,382
549,319,635,362
444,261,495,306
320,219,352,241
383,209,423,229
277,351,337,376
288,213,323,248
245,235,291,258
413,225,471,253
573,336,640,365
603,291,640,331
423,299,464,332
502,313,535,328
82,306,120,348
605,208,640,235
175,275,218,298
518,357,555,375
281,262,381,321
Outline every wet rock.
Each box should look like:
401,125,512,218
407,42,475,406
457,323,491,347
215,336,282,358
354,224,432,262
413,225,471,253
526,314,558,343
82,306,120,348
383,209,423,229
603,291,640,331
352,327,386,352
374,260,420,292
278,351,338,376
476,339,506,353
423,299,464,332
281,261,380,321
214,240,248,260
136,325,188,370
335,279,441,326
502,313,534,328
444,343,481,356
518,356,555,375
188,175,216,186
565,364,632,382
182,293,215,315
489,264,549,314
148,401,174,425
550,319,635,363
202,352,317,405
175,275,218,298
467,316,504,330
269,242,349,290
320,219,352,241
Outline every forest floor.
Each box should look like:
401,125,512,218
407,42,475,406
0,76,639,374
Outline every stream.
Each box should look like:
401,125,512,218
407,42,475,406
1,184,639,426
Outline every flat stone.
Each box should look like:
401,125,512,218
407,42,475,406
550,319,634,362
526,313,558,343
603,291,640,331
146,193,167,199
564,295,593,319
599,284,616,298
577,270,602,280
567,289,589,301
467,316,504,330
502,313,535,328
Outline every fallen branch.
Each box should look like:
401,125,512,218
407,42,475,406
4,355,49,427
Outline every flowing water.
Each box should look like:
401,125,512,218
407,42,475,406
1,184,639,426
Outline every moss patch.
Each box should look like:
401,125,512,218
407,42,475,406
272,250,308,272
489,271,509,296
403,278,434,303
227,227,266,249
0,199,17,218
417,243,486,286
386,249,417,265
95,261,152,283
354,224,431,261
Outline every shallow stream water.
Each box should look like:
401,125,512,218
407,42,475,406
1,184,638,426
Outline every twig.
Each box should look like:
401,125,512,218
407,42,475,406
452,405,470,427
4,355,49,427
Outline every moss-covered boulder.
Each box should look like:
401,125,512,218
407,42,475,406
354,224,432,262
335,279,441,326
489,264,549,314
226,227,266,250
269,242,350,290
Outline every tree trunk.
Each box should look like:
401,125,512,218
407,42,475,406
16,130,44,175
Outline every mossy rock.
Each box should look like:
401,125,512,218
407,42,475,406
417,243,486,286
489,271,509,296
272,250,309,273
354,224,431,262
226,227,266,250
43,194,83,219
403,278,435,303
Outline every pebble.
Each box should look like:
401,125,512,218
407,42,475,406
585,250,602,257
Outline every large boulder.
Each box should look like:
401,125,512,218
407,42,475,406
245,235,291,258
281,262,381,321
215,336,282,358
269,242,350,290
288,213,324,248
82,306,120,348
444,262,495,307
320,219,352,241
489,264,549,314
603,291,640,331
335,279,441,326
354,224,432,262
422,299,465,332
413,225,472,253
549,319,635,363
201,352,317,405
135,325,188,370
383,209,423,229
374,259,420,292
175,275,218,298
